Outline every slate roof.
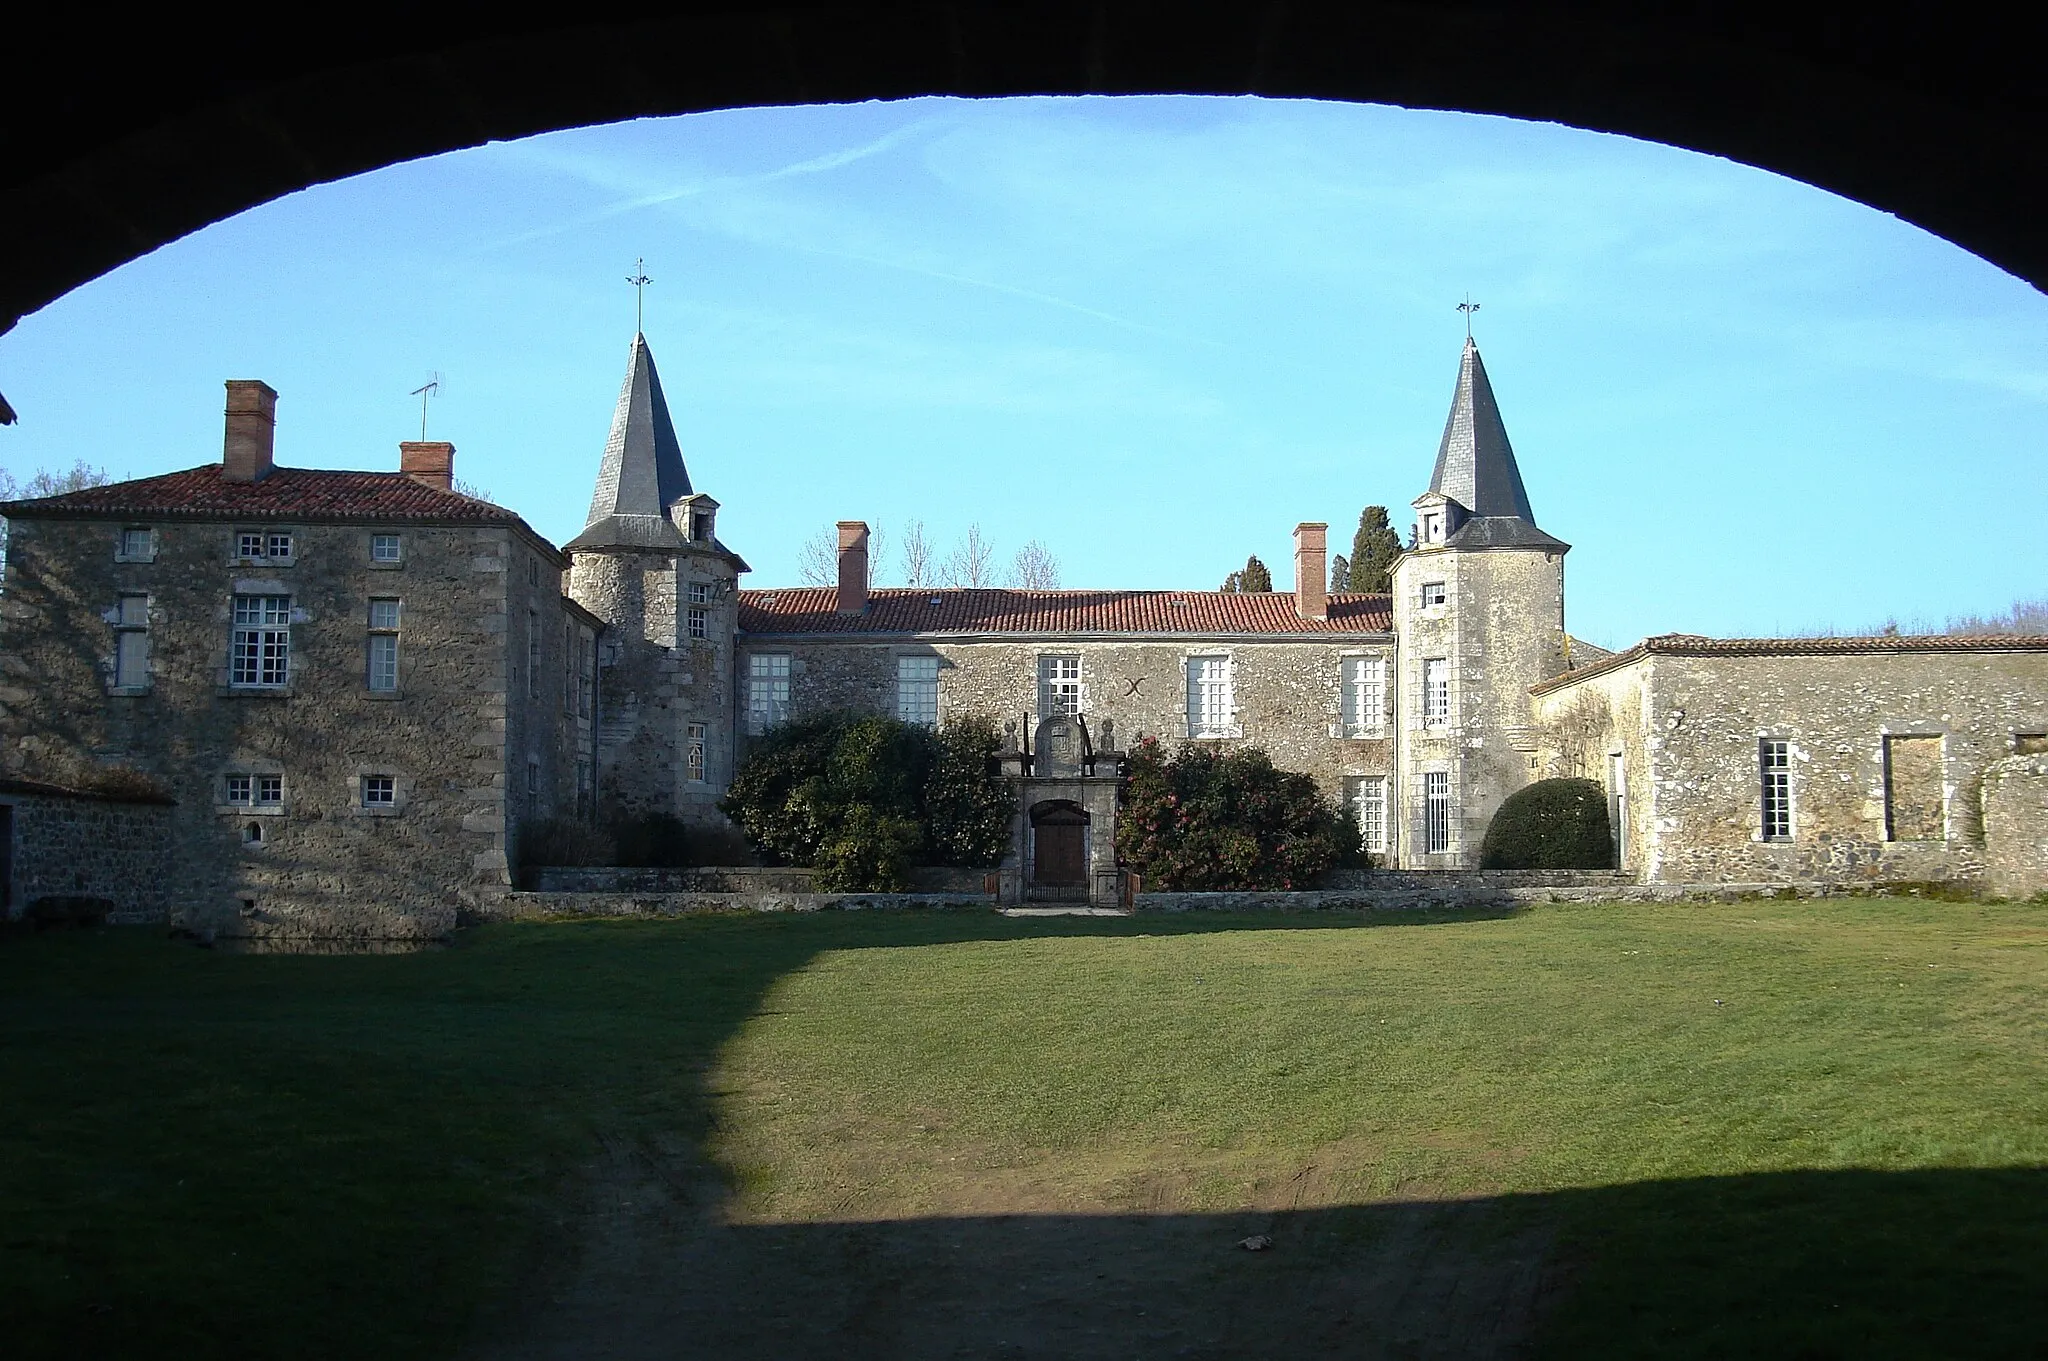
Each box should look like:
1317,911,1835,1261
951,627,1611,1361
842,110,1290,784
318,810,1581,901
738,588,1394,636
1532,632,2048,695
566,332,695,552
1429,338,1541,524
0,464,527,526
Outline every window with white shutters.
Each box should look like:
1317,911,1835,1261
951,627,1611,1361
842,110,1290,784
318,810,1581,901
1187,655,1233,737
230,595,292,687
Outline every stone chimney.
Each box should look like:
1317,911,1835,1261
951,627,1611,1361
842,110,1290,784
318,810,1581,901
1294,522,1328,621
836,520,870,616
400,441,456,492
222,380,278,483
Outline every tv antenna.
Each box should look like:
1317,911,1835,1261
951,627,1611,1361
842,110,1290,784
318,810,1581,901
410,373,442,440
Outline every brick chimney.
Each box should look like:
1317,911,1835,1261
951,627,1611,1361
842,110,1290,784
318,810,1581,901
400,441,456,492
836,520,870,616
222,380,278,482
1294,522,1328,621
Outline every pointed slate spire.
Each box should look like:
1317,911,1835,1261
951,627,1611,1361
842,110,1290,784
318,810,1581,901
1429,336,1536,522
565,333,694,551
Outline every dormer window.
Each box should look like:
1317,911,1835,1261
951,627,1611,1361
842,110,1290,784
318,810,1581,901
692,510,713,542
1423,513,1442,543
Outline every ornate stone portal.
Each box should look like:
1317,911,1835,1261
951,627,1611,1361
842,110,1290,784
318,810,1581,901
995,715,1124,906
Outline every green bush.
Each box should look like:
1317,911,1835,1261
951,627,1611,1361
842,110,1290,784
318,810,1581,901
1116,738,1359,890
514,817,616,871
720,711,1012,889
1479,778,1615,870
611,812,693,868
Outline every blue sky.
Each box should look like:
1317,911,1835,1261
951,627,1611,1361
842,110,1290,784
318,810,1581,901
3,95,2043,648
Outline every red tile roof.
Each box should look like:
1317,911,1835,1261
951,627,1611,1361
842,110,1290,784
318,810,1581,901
1,464,528,527
1532,632,2048,694
738,588,1393,636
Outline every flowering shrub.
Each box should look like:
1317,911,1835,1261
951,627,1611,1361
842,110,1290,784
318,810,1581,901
721,712,1011,890
1116,737,1359,890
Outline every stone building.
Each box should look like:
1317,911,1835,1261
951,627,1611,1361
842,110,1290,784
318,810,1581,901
3,329,2044,932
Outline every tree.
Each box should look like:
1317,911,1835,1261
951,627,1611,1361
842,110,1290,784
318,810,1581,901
1220,554,1273,592
796,525,837,586
1330,553,1351,594
900,520,935,588
1348,506,1403,593
1,461,113,574
720,711,1011,889
1116,738,1360,889
1010,539,1061,589
941,523,996,587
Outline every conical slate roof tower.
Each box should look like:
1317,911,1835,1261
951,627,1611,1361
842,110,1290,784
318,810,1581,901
566,333,694,551
1424,337,1566,551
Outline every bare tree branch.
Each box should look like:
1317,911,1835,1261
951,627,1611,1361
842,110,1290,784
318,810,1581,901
941,523,996,588
865,521,888,587
1010,539,1061,589
900,519,935,589
796,525,837,587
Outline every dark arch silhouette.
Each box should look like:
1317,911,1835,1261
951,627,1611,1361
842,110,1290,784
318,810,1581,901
5,1,2044,413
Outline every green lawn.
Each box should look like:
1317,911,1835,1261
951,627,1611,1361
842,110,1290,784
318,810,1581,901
3,901,2044,1358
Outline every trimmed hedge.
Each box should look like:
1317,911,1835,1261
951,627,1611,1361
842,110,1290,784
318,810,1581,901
1479,777,1615,870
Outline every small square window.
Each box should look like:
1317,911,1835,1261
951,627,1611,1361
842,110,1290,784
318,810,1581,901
1421,581,1447,608
237,531,266,560
225,774,253,804
371,534,401,562
687,581,713,604
266,532,293,560
257,775,283,805
369,598,401,630
362,775,396,807
119,527,152,560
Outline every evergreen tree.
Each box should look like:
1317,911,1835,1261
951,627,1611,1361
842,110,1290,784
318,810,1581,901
1329,553,1351,594
1241,555,1273,592
1348,506,1403,593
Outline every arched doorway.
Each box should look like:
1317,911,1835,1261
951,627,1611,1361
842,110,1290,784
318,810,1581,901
1029,800,1090,903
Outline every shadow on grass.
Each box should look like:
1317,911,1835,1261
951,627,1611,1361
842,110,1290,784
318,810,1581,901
470,1165,2048,1361
3,910,2042,1360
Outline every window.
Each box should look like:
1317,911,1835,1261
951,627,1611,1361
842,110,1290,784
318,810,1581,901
367,598,400,692
1340,657,1385,737
691,510,713,542
1187,655,1233,737
1760,740,1792,840
577,643,593,719
1424,771,1451,853
1038,655,1082,718
526,608,540,698
362,775,396,808
528,559,539,588
230,594,292,687
113,594,149,689
746,654,791,735
1422,658,1450,726
370,533,401,562
897,656,940,727
687,581,713,604
686,723,707,783
563,620,575,711
118,527,153,561
1883,735,1944,840
237,530,293,562
1352,776,1389,854
224,773,283,808
1422,513,1441,543
1421,581,1447,608
687,607,709,640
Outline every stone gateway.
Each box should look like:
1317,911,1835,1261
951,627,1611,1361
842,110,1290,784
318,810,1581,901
3,333,2044,934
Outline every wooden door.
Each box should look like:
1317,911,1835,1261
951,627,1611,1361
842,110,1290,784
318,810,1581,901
1032,818,1087,887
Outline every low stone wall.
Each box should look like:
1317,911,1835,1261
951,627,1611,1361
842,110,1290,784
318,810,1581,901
2,783,176,924
478,891,993,921
526,865,993,894
1316,867,1639,891
1651,838,1985,887
1983,755,2048,899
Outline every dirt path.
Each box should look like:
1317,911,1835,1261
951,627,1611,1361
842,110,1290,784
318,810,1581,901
462,1138,1565,1360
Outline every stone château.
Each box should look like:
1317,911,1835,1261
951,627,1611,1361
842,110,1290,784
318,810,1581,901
2,334,2043,935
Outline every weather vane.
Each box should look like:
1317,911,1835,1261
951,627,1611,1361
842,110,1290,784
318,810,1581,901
409,374,441,441
1457,294,1481,339
627,258,653,334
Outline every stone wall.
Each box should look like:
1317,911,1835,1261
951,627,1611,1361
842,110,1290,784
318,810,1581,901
1538,649,2048,885
0,785,175,922
1983,754,2048,898
0,513,561,938
732,634,1396,802
528,864,991,893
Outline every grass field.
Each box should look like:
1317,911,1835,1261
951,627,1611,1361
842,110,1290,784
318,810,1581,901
2,900,2044,1358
